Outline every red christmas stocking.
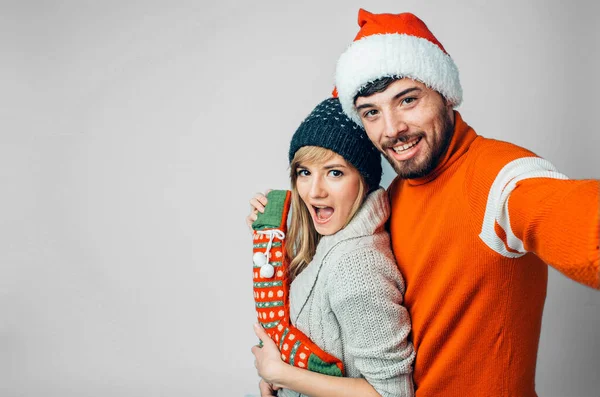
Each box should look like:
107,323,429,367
252,190,344,376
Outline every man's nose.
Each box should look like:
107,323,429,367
383,110,408,138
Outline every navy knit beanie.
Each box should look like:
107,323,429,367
289,97,382,192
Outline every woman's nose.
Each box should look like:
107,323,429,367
309,178,327,198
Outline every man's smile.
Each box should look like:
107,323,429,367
386,136,424,161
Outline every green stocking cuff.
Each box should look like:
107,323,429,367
307,354,343,377
252,190,289,230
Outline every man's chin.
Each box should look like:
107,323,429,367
394,167,430,179
385,155,432,179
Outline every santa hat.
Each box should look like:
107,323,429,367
334,9,462,126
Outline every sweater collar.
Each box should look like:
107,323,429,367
318,187,389,250
406,111,477,186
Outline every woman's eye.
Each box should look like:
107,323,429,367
402,97,416,105
329,170,343,177
297,169,310,177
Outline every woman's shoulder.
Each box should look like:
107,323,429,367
326,232,401,279
332,229,392,259
324,233,407,301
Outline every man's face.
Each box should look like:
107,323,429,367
355,79,455,179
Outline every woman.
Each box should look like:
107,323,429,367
247,97,415,397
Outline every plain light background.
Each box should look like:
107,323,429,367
1,1,598,396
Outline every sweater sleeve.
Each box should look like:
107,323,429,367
327,242,415,397
470,149,599,289
508,177,599,288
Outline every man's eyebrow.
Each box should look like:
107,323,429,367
393,87,421,100
355,87,422,112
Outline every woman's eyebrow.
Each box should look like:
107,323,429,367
323,164,347,169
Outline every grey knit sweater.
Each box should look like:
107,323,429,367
278,188,415,397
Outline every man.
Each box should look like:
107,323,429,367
333,9,599,397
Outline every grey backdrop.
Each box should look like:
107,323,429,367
1,1,598,396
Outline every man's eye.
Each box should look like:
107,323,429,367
329,170,343,177
297,169,310,177
363,109,378,118
402,97,416,105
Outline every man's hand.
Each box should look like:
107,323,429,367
246,191,270,230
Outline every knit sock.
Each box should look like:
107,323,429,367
252,190,344,376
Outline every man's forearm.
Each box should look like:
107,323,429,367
510,178,599,288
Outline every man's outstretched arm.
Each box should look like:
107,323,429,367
508,177,599,288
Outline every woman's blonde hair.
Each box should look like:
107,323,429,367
286,146,367,281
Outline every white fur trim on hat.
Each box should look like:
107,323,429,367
335,33,462,126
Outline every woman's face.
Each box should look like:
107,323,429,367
295,152,362,236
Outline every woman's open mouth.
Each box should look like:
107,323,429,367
312,205,334,224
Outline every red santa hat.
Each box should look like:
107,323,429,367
334,9,462,125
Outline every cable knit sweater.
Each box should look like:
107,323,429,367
278,188,415,397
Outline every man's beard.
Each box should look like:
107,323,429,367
383,113,454,179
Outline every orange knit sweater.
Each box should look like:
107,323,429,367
388,112,599,396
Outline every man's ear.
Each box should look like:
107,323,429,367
439,95,455,125
446,103,455,124
442,96,454,117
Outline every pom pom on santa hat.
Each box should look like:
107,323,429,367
334,9,463,126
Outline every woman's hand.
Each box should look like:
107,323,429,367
251,323,287,386
258,378,279,396
246,192,270,230
251,324,383,397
